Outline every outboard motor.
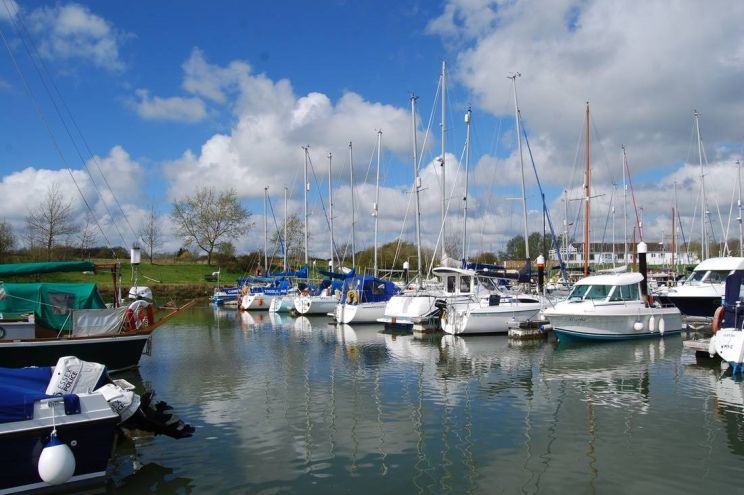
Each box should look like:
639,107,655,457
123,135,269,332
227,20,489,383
433,299,448,315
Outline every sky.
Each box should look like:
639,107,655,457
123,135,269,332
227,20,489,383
1,0,744,264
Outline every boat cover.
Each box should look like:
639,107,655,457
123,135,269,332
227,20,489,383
0,283,106,331
339,276,400,304
0,261,96,277
0,366,82,424
723,271,744,328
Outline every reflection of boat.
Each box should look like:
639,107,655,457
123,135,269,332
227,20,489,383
657,257,744,317
0,357,194,494
543,271,683,341
0,261,194,371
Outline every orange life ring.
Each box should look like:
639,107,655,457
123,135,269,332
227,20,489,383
712,305,725,334
125,300,154,331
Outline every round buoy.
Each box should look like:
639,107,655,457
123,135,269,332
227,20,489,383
633,321,644,331
38,432,75,485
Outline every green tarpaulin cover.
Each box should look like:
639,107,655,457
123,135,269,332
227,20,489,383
0,283,106,331
0,261,96,278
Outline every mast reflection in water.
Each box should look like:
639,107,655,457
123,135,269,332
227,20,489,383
106,305,744,493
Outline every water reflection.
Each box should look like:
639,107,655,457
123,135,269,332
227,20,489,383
111,306,744,493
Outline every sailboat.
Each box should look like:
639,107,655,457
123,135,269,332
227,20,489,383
334,131,402,323
441,79,543,335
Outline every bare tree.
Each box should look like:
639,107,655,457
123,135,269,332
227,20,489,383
171,187,252,265
25,185,77,261
0,220,16,262
270,213,305,263
139,205,163,263
78,212,99,257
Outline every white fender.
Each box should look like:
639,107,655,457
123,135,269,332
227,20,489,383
649,315,656,332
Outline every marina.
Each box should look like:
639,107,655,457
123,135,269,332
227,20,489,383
81,304,744,493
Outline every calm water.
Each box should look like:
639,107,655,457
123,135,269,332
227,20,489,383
101,305,744,494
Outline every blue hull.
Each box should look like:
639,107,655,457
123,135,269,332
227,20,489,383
554,327,683,342
0,417,118,493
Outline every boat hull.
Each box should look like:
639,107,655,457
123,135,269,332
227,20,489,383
662,295,721,318
294,295,338,315
711,328,744,368
0,395,119,495
545,307,683,341
240,293,277,311
335,301,387,324
0,334,150,372
442,303,542,335
269,296,294,313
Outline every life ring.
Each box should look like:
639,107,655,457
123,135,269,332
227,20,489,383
125,300,154,331
347,289,358,305
712,305,725,334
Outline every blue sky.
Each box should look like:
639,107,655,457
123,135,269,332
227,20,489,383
2,0,744,261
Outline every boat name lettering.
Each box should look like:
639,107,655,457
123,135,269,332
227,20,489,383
57,368,79,392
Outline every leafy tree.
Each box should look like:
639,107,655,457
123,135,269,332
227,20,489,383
171,187,252,265
0,220,16,262
139,205,163,263
25,185,77,261
500,232,543,260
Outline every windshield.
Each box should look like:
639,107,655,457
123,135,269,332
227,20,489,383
568,284,590,301
567,284,613,301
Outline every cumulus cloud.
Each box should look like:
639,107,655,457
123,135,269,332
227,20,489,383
131,89,208,122
0,0,19,21
24,2,128,71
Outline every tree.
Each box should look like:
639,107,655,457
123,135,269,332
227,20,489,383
139,205,163,263
77,213,99,257
500,232,543,260
25,184,77,261
171,187,252,265
0,220,16,262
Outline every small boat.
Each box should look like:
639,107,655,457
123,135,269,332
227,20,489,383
0,261,194,371
543,271,683,341
238,266,307,311
706,271,744,373
210,286,241,306
293,268,353,316
656,257,744,317
0,356,193,494
442,290,542,335
334,275,400,324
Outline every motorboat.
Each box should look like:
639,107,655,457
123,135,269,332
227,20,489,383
543,272,683,341
707,271,744,373
0,356,193,494
656,257,744,317
378,267,495,329
334,276,400,324
0,261,194,371
441,290,542,335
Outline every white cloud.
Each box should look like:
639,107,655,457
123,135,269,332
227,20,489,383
131,89,207,122
0,0,19,22
26,3,127,71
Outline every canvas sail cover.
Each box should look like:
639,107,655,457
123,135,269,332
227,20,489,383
72,307,127,337
0,283,106,331
0,261,96,277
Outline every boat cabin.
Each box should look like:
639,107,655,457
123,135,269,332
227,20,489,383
683,257,744,285
567,272,644,303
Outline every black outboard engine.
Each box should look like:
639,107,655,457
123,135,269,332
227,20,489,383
123,390,195,439
434,299,448,315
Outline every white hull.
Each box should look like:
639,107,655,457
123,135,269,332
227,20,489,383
378,292,472,327
711,328,744,366
544,303,683,340
269,296,294,313
442,301,542,335
335,301,388,324
294,295,338,315
240,293,277,311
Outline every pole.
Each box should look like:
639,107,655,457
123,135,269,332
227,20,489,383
263,186,268,274
349,141,356,268
463,107,471,262
283,186,288,272
411,94,422,280
303,146,309,266
509,72,530,261
695,110,707,260
374,130,382,278
440,60,447,261
583,102,591,277
622,146,628,266
738,160,743,257
328,151,334,270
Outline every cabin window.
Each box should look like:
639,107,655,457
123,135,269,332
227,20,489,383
610,284,640,301
460,276,471,293
568,284,590,301
704,270,731,284
585,285,612,300
446,276,456,293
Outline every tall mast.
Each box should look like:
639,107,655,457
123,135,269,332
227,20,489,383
622,146,628,266
462,107,471,262
583,102,590,277
303,146,309,266
328,151,334,270
611,183,616,267
563,189,569,260
411,94,422,279
671,207,676,273
440,60,447,261
283,186,288,272
738,160,743,257
694,110,707,260
263,186,268,273
349,141,356,268
374,130,382,278
509,72,529,261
